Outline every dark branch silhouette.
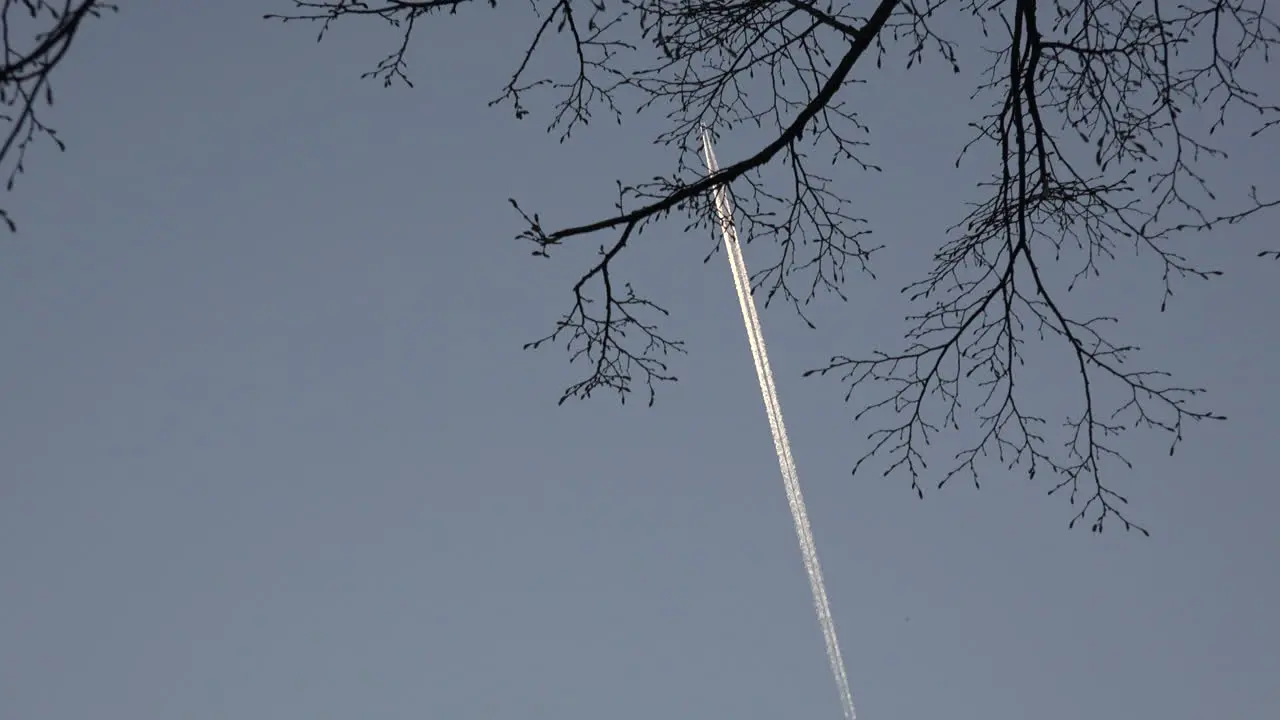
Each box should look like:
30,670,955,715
271,0,1279,533
0,1,114,232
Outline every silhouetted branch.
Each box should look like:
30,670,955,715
274,0,1279,532
0,0,114,232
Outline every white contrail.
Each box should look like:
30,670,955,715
700,128,858,720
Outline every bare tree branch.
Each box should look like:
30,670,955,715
273,0,1279,532
0,0,114,232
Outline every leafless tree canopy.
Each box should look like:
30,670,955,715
267,0,1278,533
0,1,113,231
0,0,1269,535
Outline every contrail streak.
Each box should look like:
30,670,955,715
700,128,857,720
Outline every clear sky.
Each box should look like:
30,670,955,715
2,5,1277,720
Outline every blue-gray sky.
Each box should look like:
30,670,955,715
2,5,1277,720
